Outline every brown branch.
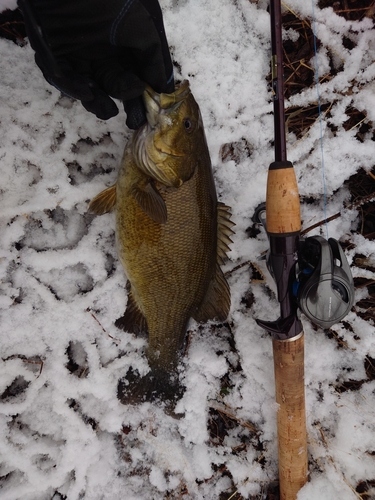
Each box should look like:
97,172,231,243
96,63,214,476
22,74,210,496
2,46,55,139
301,191,375,236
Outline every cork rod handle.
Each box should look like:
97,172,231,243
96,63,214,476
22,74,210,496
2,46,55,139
273,333,308,499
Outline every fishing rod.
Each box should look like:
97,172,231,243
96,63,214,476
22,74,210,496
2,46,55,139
256,0,308,497
252,0,354,498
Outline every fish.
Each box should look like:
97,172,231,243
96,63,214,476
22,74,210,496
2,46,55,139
88,80,234,405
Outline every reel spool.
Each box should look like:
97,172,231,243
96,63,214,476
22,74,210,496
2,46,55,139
252,203,355,329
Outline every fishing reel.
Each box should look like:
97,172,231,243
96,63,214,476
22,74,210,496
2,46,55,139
252,203,355,329
294,236,354,329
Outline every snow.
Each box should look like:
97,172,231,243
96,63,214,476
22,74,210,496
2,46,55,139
0,0,374,499
0,0,16,11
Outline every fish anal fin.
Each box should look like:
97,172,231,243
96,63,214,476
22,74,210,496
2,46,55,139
193,265,230,323
115,283,148,335
132,181,168,224
88,185,116,215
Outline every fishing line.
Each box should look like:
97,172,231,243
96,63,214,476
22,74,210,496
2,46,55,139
311,0,329,239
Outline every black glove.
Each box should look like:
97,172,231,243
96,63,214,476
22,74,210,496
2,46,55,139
18,0,174,128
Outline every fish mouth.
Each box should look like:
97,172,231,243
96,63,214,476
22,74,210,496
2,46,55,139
134,81,191,187
143,80,191,129
142,82,190,158
143,80,191,114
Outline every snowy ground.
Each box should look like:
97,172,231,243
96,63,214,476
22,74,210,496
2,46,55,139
0,0,375,499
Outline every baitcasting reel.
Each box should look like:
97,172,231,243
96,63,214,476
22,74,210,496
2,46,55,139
252,203,355,329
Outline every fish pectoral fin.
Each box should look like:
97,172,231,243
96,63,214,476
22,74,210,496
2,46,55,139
131,181,168,224
115,283,148,335
193,264,231,323
88,185,117,215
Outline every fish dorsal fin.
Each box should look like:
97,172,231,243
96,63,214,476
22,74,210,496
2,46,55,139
193,202,234,323
132,181,168,224
88,185,116,215
115,282,148,335
217,202,235,265
193,264,231,323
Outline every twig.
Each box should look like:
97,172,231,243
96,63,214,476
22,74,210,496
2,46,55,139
22,358,44,377
281,2,310,29
301,191,375,236
301,212,342,236
348,116,367,132
315,423,363,499
227,489,243,500
224,260,251,277
355,279,375,289
335,7,373,13
209,401,259,434
86,308,121,343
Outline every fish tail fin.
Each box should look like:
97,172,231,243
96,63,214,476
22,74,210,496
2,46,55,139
88,185,117,214
115,283,148,335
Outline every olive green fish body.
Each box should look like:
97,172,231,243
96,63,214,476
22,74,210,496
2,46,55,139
89,81,233,403
116,133,217,373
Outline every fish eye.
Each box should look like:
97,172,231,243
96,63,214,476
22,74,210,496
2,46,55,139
183,118,194,132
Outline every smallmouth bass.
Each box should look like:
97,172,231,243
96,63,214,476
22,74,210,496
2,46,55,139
89,80,234,404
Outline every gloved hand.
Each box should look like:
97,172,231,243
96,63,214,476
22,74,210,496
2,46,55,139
18,0,174,128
